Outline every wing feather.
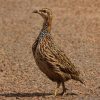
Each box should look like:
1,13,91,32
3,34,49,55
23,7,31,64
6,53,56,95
39,35,80,75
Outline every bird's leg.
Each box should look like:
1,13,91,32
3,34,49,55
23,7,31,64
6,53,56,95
54,82,61,96
59,82,66,95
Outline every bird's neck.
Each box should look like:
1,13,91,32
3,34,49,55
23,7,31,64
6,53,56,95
42,19,51,32
40,18,52,36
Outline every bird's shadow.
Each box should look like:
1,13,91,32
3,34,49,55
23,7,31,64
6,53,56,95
0,92,52,97
66,92,78,96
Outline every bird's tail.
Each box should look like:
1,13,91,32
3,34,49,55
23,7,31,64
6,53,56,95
71,74,85,85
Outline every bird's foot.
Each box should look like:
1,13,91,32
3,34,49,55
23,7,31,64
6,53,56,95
58,88,67,96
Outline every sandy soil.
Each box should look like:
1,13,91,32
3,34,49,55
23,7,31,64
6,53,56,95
0,0,100,100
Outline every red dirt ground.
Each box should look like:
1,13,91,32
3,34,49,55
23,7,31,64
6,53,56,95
0,0,100,100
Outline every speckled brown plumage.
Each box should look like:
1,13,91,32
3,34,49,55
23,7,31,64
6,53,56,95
32,8,84,96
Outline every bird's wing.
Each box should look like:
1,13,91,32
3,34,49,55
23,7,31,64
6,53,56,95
39,35,80,75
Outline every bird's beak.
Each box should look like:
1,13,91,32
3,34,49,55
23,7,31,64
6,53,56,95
33,9,45,19
33,10,39,13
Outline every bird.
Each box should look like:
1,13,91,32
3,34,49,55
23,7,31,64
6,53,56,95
32,8,85,96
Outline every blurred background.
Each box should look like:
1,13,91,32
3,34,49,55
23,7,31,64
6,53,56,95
0,0,100,100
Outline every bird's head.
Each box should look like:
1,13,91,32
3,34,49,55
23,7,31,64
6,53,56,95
33,8,52,21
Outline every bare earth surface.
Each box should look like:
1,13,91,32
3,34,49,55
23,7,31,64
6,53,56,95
0,0,100,100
